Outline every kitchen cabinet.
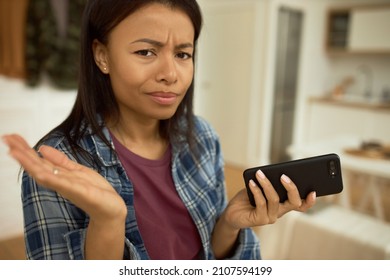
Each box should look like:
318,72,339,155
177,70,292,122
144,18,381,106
306,97,390,144
326,4,390,54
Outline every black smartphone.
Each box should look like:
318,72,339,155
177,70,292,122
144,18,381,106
243,153,343,206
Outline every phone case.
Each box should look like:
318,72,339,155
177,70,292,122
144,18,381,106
243,153,343,206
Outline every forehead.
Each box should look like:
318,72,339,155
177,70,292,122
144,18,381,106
108,3,195,44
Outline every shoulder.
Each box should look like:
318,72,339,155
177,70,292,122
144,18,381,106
40,131,66,148
193,115,219,141
38,114,106,150
36,122,108,166
191,115,222,156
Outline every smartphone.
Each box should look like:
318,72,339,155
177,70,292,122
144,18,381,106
243,153,343,206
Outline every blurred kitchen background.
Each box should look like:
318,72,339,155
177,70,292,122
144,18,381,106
1,0,390,259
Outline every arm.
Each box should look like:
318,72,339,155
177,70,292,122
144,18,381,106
4,134,127,259
86,213,126,260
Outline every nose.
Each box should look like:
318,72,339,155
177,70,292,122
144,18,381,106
156,54,177,84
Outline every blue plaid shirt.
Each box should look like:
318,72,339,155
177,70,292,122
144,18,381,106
22,115,260,259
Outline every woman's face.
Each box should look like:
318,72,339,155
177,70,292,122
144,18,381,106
94,3,195,122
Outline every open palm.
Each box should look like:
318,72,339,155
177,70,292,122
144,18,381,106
3,134,126,222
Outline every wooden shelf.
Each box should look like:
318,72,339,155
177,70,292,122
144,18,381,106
309,96,390,111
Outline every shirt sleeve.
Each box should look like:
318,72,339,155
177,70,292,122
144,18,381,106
123,238,142,260
63,229,87,260
22,172,88,259
209,120,261,260
214,159,261,260
226,228,261,260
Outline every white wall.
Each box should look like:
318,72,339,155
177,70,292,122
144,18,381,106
0,77,76,240
196,0,270,167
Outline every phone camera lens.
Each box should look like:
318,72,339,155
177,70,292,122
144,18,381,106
328,160,337,178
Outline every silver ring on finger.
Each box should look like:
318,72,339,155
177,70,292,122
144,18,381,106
53,167,59,175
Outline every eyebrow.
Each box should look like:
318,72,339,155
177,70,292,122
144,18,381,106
131,38,194,49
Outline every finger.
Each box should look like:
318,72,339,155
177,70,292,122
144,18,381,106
4,135,75,172
280,174,302,209
40,171,93,199
39,146,110,189
4,134,53,174
3,134,34,154
4,135,110,194
37,146,110,192
38,145,83,171
248,179,266,208
3,134,38,163
255,170,279,222
3,135,121,221
3,135,81,187
37,168,123,221
7,142,96,200
11,145,108,206
9,146,58,182
22,167,98,212
297,191,317,212
247,180,271,226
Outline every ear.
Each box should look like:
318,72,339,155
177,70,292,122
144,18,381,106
92,39,110,74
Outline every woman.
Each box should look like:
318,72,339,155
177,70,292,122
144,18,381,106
2,0,316,260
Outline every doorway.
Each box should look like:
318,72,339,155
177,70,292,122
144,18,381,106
270,6,303,163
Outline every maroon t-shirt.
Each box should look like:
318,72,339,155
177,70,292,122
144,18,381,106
110,133,202,259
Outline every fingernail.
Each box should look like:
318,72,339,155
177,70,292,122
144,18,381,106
281,174,291,183
249,179,257,188
256,169,266,180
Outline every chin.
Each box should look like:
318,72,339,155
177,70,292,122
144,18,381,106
154,110,178,121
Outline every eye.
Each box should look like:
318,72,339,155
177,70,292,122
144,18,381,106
134,49,155,57
176,52,193,60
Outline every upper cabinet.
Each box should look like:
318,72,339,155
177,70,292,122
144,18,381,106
326,4,390,54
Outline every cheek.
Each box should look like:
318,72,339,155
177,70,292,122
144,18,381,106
109,61,147,91
180,64,194,90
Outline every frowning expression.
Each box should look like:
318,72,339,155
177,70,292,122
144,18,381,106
93,3,195,122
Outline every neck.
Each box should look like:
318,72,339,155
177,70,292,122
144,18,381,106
107,116,168,160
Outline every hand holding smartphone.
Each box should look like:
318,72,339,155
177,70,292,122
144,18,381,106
243,153,343,206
